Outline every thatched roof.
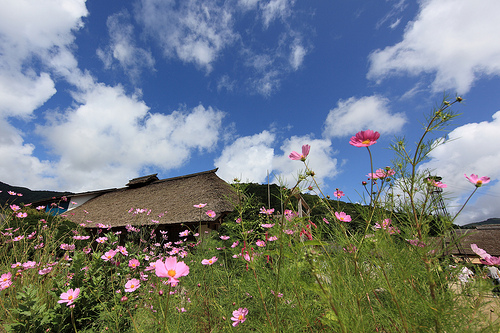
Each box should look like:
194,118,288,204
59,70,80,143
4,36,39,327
64,169,239,228
446,225,500,258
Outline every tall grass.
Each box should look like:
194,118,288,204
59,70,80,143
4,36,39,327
1,96,498,332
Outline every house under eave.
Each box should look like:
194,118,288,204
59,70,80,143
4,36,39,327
58,169,239,237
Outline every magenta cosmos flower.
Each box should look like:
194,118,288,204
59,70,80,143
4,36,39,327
349,130,380,147
206,210,216,218
125,278,141,292
231,307,248,327
155,257,190,286
289,144,310,161
471,244,500,265
101,249,117,261
335,211,351,222
201,256,218,265
58,288,80,306
428,178,447,188
465,174,491,187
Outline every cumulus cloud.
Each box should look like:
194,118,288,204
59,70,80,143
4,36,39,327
97,10,155,81
136,0,237,72
368,0,500,94
0,0,87,118
323,95,406,138
37,84,224,191
215,131,275,183
0,120,56,189
418,111,500,224
273,136,338,188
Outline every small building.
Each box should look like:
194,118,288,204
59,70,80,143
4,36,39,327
446,225,500,264
39,169,239,237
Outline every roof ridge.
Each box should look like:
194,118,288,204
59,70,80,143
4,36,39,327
153,168,219,184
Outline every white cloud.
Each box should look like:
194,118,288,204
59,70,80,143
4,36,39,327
37,84,224,191
0,0,87,118
0,120,56,189
289,40,306,71
260,0,294,28
137,0,237,72
215,131,275,183
368,0,500,94
418,111,500,224
97,10,155,81
323,95,406,138
273,136,338,189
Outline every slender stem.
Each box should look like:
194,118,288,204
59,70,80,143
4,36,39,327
253,268,274,332
71,307,78,333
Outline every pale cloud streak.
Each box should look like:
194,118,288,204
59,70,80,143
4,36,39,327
323,95,406,138
136,0,237,72
97,10,155,81
368,0,500,94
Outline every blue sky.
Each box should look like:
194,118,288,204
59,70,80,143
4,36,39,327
2,0,500,225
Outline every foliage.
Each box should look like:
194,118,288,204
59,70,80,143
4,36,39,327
1,96,499,332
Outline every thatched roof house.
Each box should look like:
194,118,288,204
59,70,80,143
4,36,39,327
446,225,500,263
58,169,239,234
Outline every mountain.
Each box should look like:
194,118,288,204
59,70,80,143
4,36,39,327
460,218,500,229
0,181,71,206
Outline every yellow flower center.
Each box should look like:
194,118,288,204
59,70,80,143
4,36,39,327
68,295,73,300
238,315,243,320
131,284,135,289
362,139,371,145
168,269,176,277
477,180,482,185
209,260,213,264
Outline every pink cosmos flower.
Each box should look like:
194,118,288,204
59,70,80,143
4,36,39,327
268,236,278,241
125,278,141,292
16,212,27,218
179,230,190,237
0,272,12,290
465,174,491,187
368,168,396,180
193,203,207,208
428,178,447,188
283,229,294,235
116,246,128,256
333,190,345,198
231,241,239,248
259,207,275,215
220,235,230,240
335,211,351,222
10,204,21,212
349,130,380,147
206,210,216,218
128,259,140,269
39,267,52,275
13,235,24,242
96,237,108,244
373,219,400,234
261,223,275,228
36,205,45,210
231,307,248,327
289,144,311,161
58,288,80,306
471,244,500,265
201,256,218,265
256,240,266,247
155,257,190,286
101,249,117,261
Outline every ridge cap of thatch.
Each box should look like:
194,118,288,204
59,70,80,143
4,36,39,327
152,168,219,184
